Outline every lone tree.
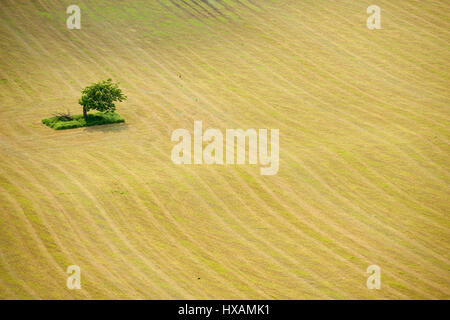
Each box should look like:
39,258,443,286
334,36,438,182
78,79,127,120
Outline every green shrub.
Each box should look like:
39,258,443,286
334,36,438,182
42,112,125,130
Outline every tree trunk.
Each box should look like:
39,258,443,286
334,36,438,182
83,106,87,120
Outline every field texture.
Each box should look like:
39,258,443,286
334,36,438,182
0,0,449,299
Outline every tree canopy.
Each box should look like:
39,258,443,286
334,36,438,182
78,79,127,119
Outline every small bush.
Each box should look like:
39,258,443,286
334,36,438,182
42,112,125,130
52,110,74,122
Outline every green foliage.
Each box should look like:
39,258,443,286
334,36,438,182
78,78,127,115
42,112,125,130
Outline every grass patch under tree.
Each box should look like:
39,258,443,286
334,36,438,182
42,111,125,130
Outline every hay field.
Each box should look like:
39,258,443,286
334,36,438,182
0,0,449,299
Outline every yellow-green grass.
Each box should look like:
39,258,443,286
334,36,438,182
0,0,449,299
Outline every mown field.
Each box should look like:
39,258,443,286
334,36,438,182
0,0,449,299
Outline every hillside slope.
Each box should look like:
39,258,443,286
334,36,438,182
0,0,449,299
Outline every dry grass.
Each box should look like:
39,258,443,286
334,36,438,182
0,0,449,299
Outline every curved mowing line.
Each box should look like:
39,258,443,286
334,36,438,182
124,89,414,298
1,157,143,298
26,157,164,299
0,164,94,299
0,250,39,299
153,15,448,208
311,2,450,82
124,40,446,298
139,1,448,188
146,30,448,251
135,145,335,299
0,184,70,299
81,151,248,299
30,156,183,299
385,0,450,37
90,148,279,298
121,92,392,298
129,37,446,298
